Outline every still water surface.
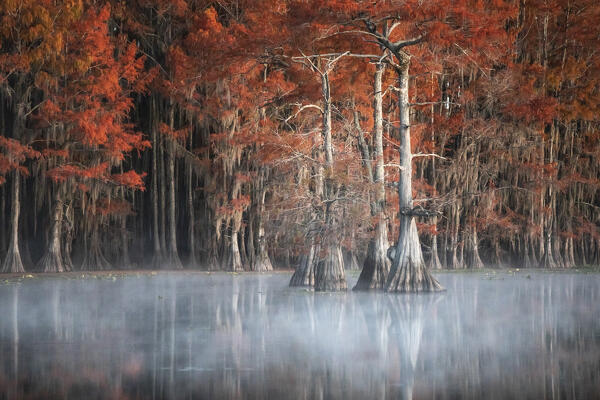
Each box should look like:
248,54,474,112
0,271,599,399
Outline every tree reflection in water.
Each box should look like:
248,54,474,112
0,272,599,399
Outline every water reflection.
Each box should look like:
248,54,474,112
0,272,599,399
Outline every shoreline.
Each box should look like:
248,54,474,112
0,266,599,283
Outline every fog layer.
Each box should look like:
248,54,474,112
0,272,599,399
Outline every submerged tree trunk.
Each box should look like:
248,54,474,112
313,71,346,291
315,244,346,291
355,221,390,290
386,63,443,293
355,61,390,291
1,171,25,273
290,243,317,287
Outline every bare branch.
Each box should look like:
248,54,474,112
384,163,406,170
285,104,323,123
412,153,447,160
324,51,350,74
393,36,424,50
409,101,461,107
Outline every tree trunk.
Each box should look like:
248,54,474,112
166,106,183,269
1,171,25,273
313,71,346,291
62,202,74,271
187,153,197,267
468,226,484,269
151,96,164,267
253,188,273,272
159,125,167,259
224,177,244,272
355,220,390,290
354,62,390,290
37,190,67,272
290,243,317,287
428,217,443,270
120,215,132,269
226,220,244,271
239,224,249,269
315,244,346,291
450,205,461,269
386,63,443,293
541,217,558,269
0,184,5,259
80,222,111,271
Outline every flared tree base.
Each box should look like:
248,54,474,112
165,251,184,270
253,255,273,272
289,245,317,287
1,245,25,273
80,250,111,271
37,247,69,273
386,219,444,293
353,225,390,291
315,245,347,292
386,258,444,293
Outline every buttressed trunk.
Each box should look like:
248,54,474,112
355,62,391,290
289,243,317,287
254,188,273,272
37,189,68,272
314,71,346,292
385,63,442,293
1,171,25,273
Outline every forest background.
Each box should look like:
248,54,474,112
0,0,598,288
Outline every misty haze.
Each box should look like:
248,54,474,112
1,271,599,399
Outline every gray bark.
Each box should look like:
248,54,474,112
386,63,443,293
151,96,164,267
37,189,67,272
355,62,391,290
428,217,443,270
1,171,25,273
224,178,244,272
254,188,273,272
290,243,317,287
166,106,183,269
468,226,484,269
314,71,346,291
187,143,197,267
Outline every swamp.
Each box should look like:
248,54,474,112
2,0,600,398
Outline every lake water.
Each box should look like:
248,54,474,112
0,271,599,399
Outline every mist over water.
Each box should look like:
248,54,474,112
0,272,599,399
